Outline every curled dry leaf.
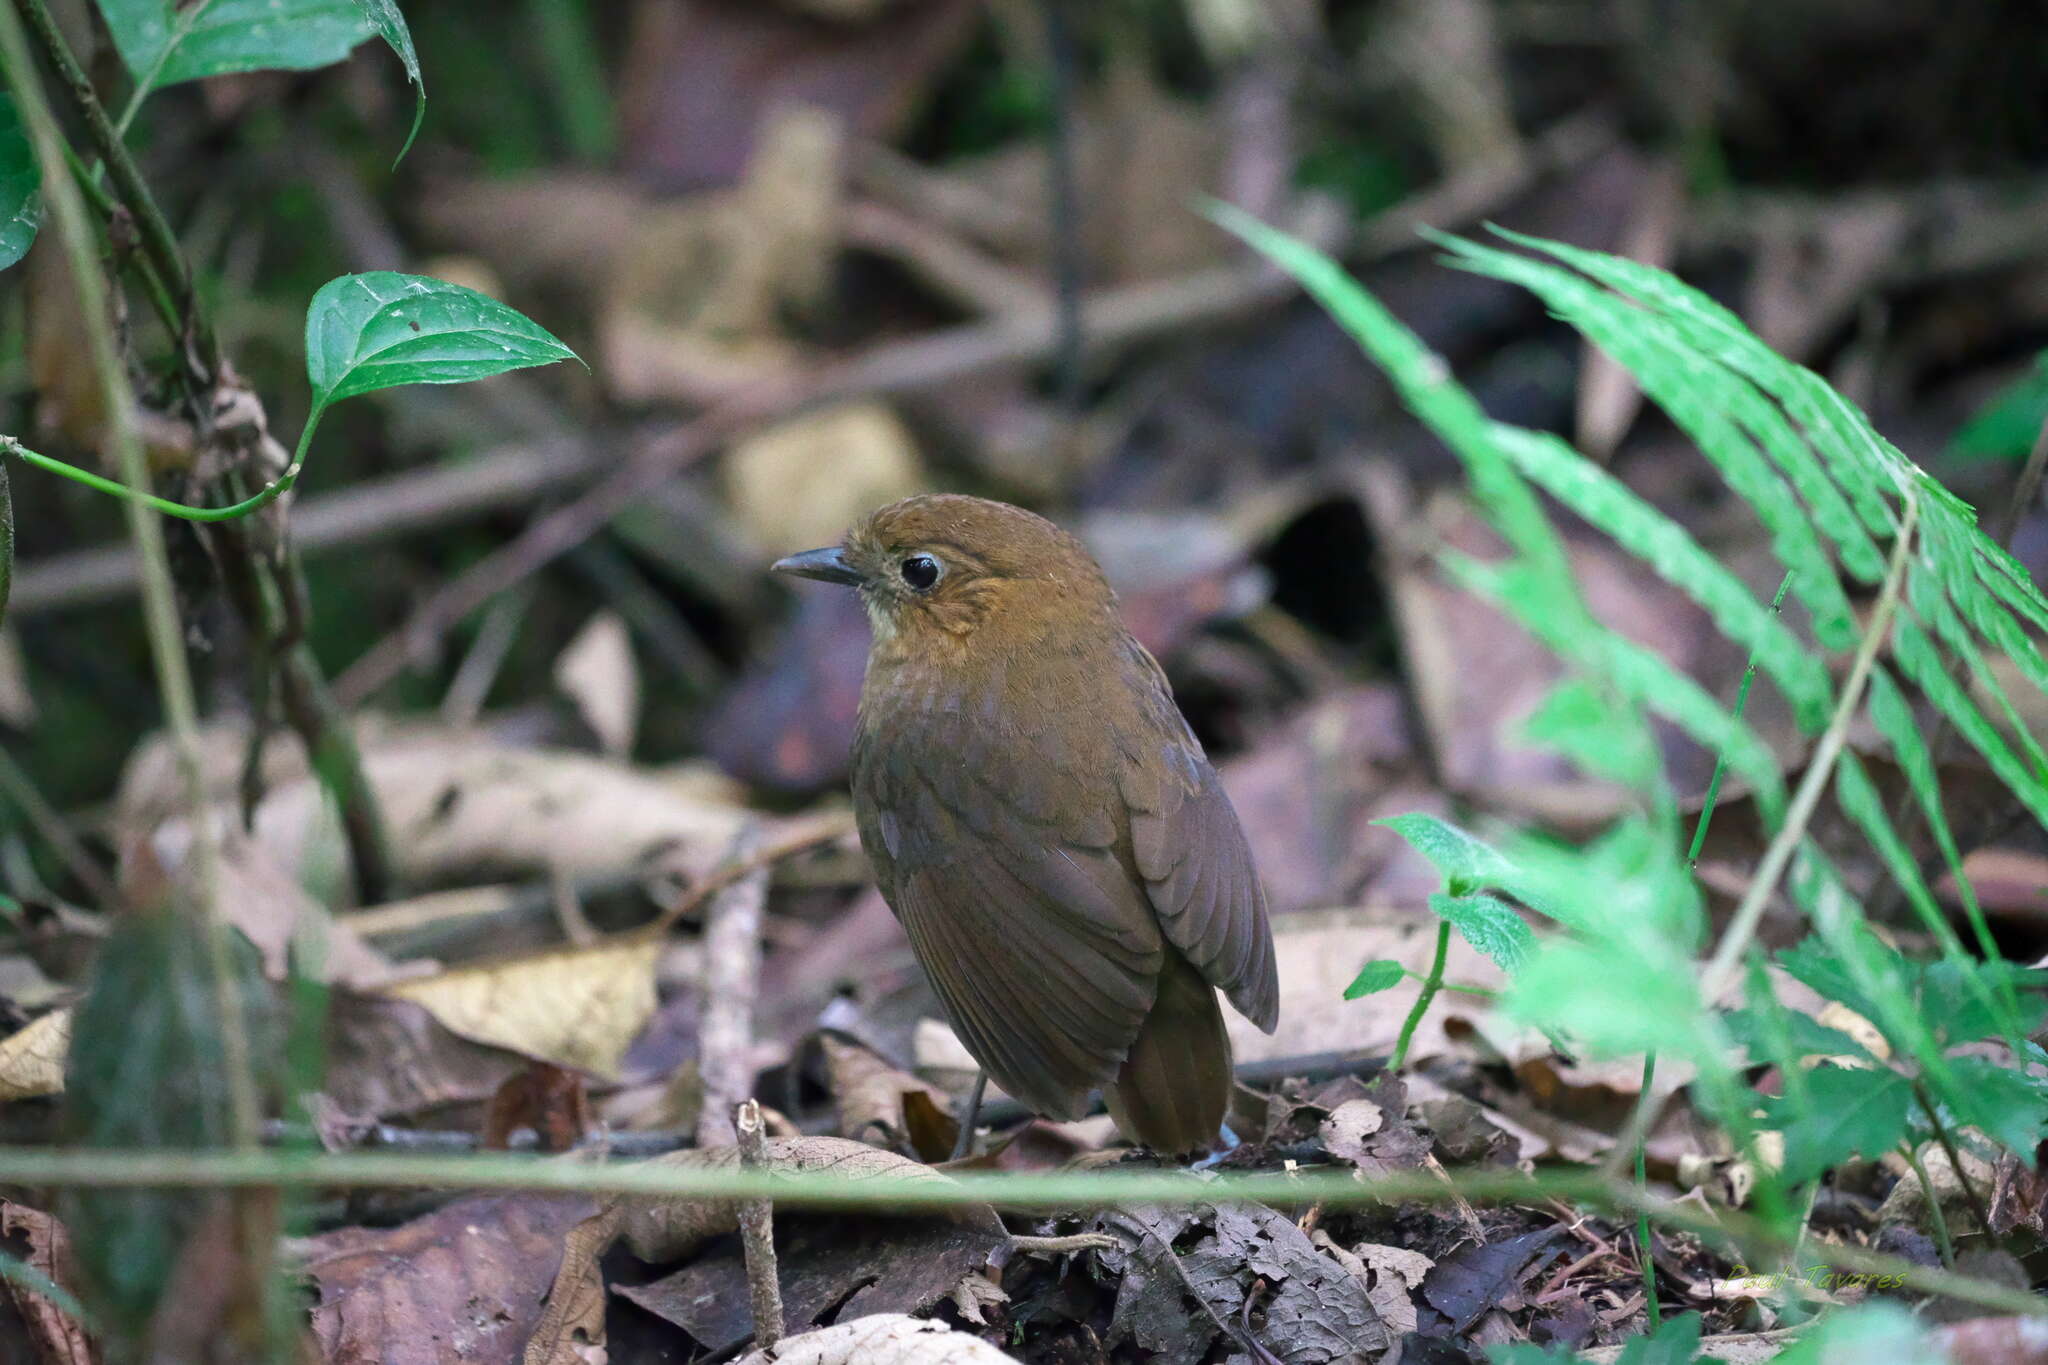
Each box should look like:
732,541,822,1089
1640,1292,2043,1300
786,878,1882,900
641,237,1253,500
380,935,662,1082
1314,1231,1433,1337
732,1313,1020,1365
0,1009,69,1102
819,1033,955,1159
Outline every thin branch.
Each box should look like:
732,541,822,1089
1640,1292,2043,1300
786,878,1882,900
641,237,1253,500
12,0,218,377
1698,494,1920,1002
1990,391,2048,550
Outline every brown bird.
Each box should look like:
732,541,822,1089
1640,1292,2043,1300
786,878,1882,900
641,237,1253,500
773,494,1278,1153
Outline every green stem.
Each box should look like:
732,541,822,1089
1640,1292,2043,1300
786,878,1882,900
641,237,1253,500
1902,1141,1957,1271
4,436,299,521
1391,922,1451,1070
0,1147,2029,1316
1636,1050,1660,1329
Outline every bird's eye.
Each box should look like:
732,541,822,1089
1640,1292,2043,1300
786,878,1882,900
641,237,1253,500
899,554,942,591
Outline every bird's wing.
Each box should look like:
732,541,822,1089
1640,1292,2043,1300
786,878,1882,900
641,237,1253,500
1117,638,1280,1033
855,676,1164,1119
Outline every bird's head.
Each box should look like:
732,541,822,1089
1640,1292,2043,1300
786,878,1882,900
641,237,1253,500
771,494,1114,646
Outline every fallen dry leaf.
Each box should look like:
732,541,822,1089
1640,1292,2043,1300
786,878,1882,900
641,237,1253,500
380,935,662,1082
123,731,749,895
621,1211,1004,1354
0,1009,70,1102
303,1192,599,1365
1096,1201,1387,1362
0,1199,96,1365
1313,1231,1433,1338
819,1033,956,1159
553,611,640,759
618,1138,1002,1263
731,1313,1020,1365
323,990,531,1123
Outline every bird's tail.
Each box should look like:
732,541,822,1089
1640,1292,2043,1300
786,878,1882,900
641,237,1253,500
1105,949,1233,1155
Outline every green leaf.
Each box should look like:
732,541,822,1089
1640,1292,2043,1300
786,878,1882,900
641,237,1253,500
1761,1063,1913,1183
1720,1006,1873,1066
1520,679,1658,788
1950,353,2048,462
1374,812,1516,895
304,272,579,412
97,0,372,92
350,0,426,163
1429,892,1534,973
1508,938,1711,1062
1343,959,1404,1000
0,95,39,272
1942,1055,2048,1154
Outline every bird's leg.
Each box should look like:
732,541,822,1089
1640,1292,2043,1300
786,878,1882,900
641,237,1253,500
950,1071,989,1161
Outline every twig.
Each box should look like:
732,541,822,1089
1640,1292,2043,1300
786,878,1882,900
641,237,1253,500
1992,406,2048,549
696,830,770,1149
12,0,217,378
0,1,258,1145
1009,1232,1119,1254
653,812,854,934
735,1098,784,1351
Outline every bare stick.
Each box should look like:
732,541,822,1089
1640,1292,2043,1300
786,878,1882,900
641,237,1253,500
735,1098,784,1351
696,830,770,1149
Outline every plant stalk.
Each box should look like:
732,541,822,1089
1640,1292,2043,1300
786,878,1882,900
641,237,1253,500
0,0,260,1148
1391,922,1451,1070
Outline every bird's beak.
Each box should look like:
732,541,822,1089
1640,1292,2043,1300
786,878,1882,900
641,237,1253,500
770,546,863,587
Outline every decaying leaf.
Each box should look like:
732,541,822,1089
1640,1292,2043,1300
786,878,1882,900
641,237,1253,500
209,835,397,989
731,1313,1020,1364
1419,1226,1565,1333
1320,1076,1432,1177
303,1193,600,1365
819,1033,956,1159
323,989,531,1122
1314,1231,1433,1337
0,1008,69,1101
0,1199,96,1365
1096,1202,1386,1363
618,1138,1002,1263
620,1211,1005,1354
553,610,640,759
525,1139,1001,1364
379,934,662,1081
